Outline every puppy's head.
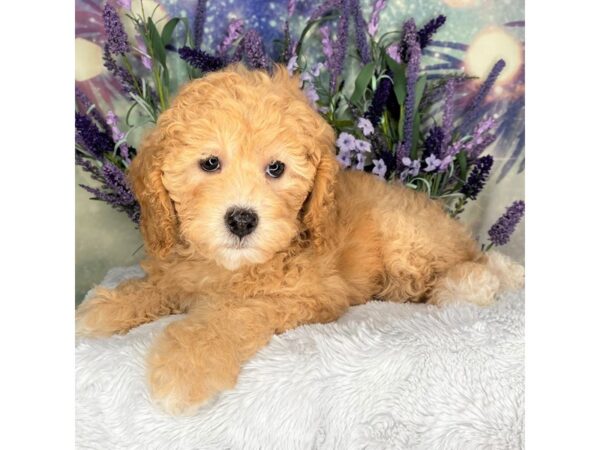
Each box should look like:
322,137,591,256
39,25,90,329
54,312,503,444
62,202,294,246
129,64,338,270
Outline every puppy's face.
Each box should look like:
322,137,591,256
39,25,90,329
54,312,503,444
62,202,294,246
136,65,336,270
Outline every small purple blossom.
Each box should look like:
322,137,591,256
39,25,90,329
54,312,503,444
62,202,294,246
401,157,420,176
355,139,372,153
368,0,387,37
424,154,442,172
337,150,353,168
372,158,387,178
103,3,130,55
193,0,207,48
303,84,319,106
424,126,444,159
488,200,525,247
336,132,356,152
218,19,244,56
106,111,131,164
310,62,326,77
358,117,374,136
386,43,401,63
460,155,494,200
178,46,225,72
355,152,366,171
365,76,392,127
464,117,497,158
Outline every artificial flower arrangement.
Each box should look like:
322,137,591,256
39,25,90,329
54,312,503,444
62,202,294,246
75,0,524,250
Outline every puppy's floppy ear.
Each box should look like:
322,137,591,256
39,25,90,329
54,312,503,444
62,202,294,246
128,126,178,259
302,125,339,251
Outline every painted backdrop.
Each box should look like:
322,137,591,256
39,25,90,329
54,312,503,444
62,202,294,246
75,0,525,302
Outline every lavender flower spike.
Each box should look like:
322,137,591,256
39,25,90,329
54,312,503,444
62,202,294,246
401,19,421,157
193,0,208,49
179,46,225,72
368,0,387,37
242,29,270,70
329,0,351,90
460,155,493,200
417,15,446,50
309,0,343,21
440,79,456,157
468,59,506,112
365,76,392,127
103,3,130,55
287,0,297,17
218,19,244,56
320,26,334,66
75,113,114,159
349,0,371,64
488,200,525,246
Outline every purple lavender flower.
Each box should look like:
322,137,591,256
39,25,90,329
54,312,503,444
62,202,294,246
336,132,357,152
178,46,225,72
337,150,353,168
115,0,131,10
103,45,135,93
79,160,140,223
460,155,494,200
287,0,297,17
401,19,421,157
461,59,505,130
193,0,208,48
106,111,131,164
349,0,371,64
218,19,244,56
358,117,374,136
372,158,387,178
365,76,392,127
424,126,444,159
287,55,299,75
441,79,456,156
75,87,108,130
320,26,334,67
136,41,152,70
488,200,525,246
395,142,409,169
417,15,446,50
469,133,497,160
329,0,351,90
355,139,372,153
464,117,497,158
241,29,270,70
310,0,343,21
368,0,387,37
75,113,114,159
103,3,130,55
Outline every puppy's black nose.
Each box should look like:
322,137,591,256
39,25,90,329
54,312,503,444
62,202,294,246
225,207,259,238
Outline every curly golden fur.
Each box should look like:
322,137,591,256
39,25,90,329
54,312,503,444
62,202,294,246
76,64,524,415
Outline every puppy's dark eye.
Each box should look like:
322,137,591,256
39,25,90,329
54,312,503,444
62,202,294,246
266,160,285,178
200,156,220,172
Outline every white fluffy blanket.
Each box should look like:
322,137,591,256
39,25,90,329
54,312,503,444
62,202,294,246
76,266,524,450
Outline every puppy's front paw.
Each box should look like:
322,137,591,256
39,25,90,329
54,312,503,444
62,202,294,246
147,323,240,415
76,290,129,338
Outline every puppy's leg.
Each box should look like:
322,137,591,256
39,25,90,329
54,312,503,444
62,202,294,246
428,261,501,306
147,293,348,415
76,277,183,338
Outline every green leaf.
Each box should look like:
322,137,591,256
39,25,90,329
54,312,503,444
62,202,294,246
457,150,468,179
147,18,166,68
350,62,376,106
413,76,427,114
161,18,180,47
392,71,406,106
384,54,404,77
295,13,337,58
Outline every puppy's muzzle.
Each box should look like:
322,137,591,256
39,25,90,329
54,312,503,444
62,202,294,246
225,207,259,239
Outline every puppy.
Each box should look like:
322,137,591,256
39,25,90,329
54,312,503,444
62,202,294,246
76,64,523,415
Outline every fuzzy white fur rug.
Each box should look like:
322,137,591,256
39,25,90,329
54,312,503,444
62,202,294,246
76,266,524,450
